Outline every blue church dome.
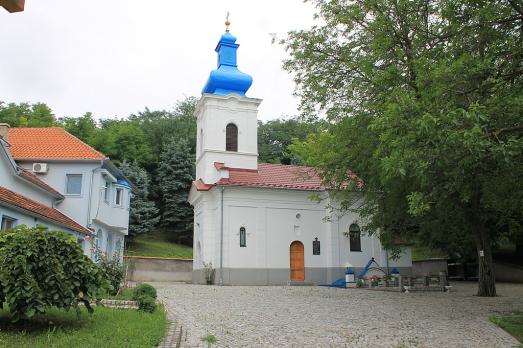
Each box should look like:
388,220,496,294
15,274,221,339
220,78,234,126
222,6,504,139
202,28,253,96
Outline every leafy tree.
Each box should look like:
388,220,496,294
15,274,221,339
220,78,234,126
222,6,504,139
89,119,153,166
59,112,98,143
0,101,56,127
0,226,105,321
257,117,325,164
158,138,194,245
284,0,523,296
119,160,160,237
129,97,197,161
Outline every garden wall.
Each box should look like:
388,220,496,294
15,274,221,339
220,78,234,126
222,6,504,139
124,256,193,282
412,258,448,277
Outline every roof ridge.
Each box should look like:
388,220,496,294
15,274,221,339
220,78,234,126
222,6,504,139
7,127,106,160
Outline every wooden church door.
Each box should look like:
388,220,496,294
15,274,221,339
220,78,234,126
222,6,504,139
290,241,305,281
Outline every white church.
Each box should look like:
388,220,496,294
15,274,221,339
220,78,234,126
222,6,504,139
188,25,412,285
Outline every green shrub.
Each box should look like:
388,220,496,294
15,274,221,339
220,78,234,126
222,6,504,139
136,295,156,313
132,283,157,300
0,225,105,321
92,247,123,295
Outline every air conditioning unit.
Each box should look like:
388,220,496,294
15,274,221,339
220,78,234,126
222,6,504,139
32,163,48,174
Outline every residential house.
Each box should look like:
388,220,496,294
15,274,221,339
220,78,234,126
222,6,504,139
0,124,131,260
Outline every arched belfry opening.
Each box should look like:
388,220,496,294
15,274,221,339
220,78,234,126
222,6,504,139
226,123,238,152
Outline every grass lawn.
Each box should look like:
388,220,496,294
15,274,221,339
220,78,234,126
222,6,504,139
491,314,523,345
125,230,192,258
0,305,168,348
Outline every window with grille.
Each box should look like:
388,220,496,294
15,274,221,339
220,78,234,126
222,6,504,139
226,123,238,152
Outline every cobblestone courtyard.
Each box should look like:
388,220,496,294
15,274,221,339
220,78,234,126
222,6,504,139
156,282,523,348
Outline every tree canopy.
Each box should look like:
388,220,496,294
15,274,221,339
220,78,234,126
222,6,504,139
158,138,194,244
284,0,523,296
0,102,56,127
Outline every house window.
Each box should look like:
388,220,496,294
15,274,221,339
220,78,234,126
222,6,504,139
96,229,103,251
225,123,238,152
107,232,114,260
1,215,16,231
65,174,82,195
115,188,123,207
349,223,362,252
104,181,110,202
239,227,246,247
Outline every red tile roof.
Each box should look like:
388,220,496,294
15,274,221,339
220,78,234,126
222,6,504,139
7,128,105,160
17,167,64,198
0,186,91,234
194,163,326,191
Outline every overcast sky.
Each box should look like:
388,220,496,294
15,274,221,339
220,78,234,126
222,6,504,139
0,1,316,122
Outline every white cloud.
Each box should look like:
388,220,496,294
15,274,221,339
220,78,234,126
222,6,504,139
0,0,315,121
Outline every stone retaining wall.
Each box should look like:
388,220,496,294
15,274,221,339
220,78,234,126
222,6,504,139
412,258,448,277
125,256,193,282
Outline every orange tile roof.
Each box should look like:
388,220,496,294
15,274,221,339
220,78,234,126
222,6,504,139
7,128,106,160
0,186,91,234
194,163,326,192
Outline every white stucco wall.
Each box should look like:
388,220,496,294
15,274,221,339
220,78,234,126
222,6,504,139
195,94,261,184
0,205,88,251
0,145,56,206
16,160,130,260
192,186,412,276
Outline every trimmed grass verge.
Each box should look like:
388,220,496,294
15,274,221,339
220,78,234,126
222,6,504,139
491,314,523,345
125,230,192,258
0,305,168,348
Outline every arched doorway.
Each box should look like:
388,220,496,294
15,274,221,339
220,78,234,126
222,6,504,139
289,241,305,281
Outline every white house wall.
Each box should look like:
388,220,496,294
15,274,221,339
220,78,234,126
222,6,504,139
0,205,87,252
17,161,130,261
0,149,55,206
18,161,99,227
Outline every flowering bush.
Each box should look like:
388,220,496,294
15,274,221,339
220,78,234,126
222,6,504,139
369,275,380,287
0,226,105,321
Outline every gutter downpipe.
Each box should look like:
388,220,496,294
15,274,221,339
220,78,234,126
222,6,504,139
220,186,224,286
86,163,99,227
219,186,225,286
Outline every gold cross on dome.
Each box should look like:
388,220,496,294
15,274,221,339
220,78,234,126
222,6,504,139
225,11,231,32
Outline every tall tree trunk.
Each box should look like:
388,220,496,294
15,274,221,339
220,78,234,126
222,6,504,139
474,221,496,297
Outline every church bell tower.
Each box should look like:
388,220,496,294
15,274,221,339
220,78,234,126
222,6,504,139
195,19,261,184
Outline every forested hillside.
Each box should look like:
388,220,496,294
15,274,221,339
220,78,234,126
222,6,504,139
0,99,323,245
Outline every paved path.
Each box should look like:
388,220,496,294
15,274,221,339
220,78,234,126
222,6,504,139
155,282,523,348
